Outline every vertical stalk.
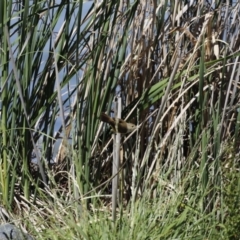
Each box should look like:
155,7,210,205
0,3,10,207
112,97,121,221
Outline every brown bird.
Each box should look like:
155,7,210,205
100,112,136,134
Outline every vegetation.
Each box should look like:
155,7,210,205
0,0,240,239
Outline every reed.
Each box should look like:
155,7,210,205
0,0,239,238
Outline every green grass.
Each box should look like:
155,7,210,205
0,0,240,239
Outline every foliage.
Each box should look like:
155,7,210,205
0,0,240,238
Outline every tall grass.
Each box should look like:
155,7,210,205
0,0,240,238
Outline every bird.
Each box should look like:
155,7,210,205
100,112,136,134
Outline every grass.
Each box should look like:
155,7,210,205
0,0,240,239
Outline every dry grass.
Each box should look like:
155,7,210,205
0,0,240,238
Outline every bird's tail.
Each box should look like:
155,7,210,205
100,112,114,124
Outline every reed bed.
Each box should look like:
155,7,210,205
0,0,240,238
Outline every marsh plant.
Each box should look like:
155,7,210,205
0,0,240,239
